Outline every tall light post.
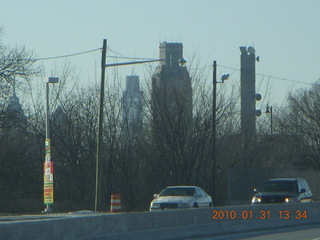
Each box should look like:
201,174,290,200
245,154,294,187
43,76,59,213
212,60,229,206
266,104,273,135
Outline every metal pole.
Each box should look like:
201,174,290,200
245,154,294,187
46,82,50,140
93,40,162,211
95,39,107,212
270,106,273,135
212,60,217,206
44,82,51,212
266,104,273,135
43,78,58,213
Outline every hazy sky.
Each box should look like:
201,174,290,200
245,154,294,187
2,0,320,107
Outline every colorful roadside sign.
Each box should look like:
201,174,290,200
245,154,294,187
44,139,54,206
43,162,54,183
44,183,54,205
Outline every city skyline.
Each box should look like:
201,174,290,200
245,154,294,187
2,0,320,107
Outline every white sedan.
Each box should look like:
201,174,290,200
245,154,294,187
149,186,213,211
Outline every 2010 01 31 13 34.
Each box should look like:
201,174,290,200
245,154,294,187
212,210,307,220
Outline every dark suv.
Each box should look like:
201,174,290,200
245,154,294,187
251,178,313,204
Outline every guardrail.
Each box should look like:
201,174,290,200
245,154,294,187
1,202,319,240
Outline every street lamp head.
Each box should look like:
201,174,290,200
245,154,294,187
265,104,272,113
48,77,59,84
221,74,230,82
178,58,187,67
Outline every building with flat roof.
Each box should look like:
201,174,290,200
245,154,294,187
240,46,257,138
152,42,192,136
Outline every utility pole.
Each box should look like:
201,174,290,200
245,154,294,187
212,60,217,206
212,61,229,206
94,39,163,212
95,39,107,212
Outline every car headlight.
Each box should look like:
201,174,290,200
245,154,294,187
284,197,297,203
252,196,261,204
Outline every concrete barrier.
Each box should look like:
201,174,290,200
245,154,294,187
1,202,320,240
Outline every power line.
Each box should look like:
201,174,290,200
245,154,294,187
256,73,313,85
217,64,313,85
34,48,102,61
32,46,314,86
34,47,158,62
107,55,159,61
107,47,157,60
107,47,127,58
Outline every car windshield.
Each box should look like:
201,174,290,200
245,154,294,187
260,180,298,193
160,187,195,196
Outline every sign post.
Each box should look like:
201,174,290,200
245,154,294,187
43,77,58,213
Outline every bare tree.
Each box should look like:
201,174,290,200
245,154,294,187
278,82,320,170
0,41,40,98
0,37,41,212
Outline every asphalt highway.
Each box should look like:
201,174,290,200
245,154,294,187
186,224,320,240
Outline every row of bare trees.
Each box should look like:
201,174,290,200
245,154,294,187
1,38,320,212
0,36,42,212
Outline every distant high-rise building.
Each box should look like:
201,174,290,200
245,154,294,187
52,105,68,128
122,75,143,134
4,86,27,129
152,42,192,136
240,46,257,138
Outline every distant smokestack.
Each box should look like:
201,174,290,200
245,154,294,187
240,46,256,137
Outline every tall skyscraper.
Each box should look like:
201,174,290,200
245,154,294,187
4,84,27,129
152,42,192,136
122,75,143,134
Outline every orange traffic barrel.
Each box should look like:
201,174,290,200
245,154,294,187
110,193,122,213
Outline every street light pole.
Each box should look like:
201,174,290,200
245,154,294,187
212,61,229,206
94,39,164,212
212,60,217,206
266,104,273,135
43,76,59,213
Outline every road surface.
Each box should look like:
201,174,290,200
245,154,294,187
186,224,320,240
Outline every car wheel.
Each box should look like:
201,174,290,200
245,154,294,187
209,202,213,207
193,203,198,208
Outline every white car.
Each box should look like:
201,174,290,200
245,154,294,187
149,186,213,211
